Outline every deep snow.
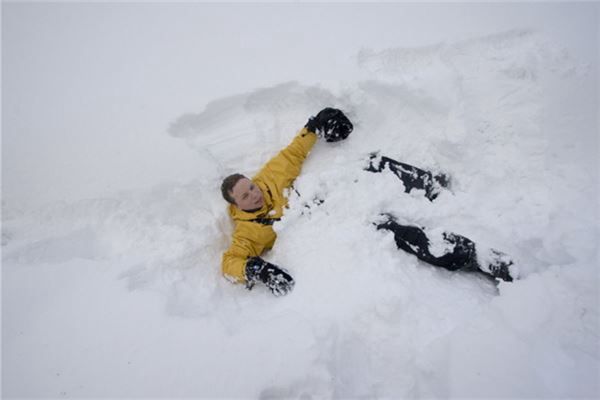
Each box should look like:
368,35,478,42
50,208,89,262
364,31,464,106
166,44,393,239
2,3,599,399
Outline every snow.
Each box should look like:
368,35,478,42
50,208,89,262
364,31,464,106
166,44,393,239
2,3,599,399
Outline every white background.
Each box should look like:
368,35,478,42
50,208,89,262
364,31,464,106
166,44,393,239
3,2,598,209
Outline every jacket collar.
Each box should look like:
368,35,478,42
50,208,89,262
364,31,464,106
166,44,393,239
229,203,268,221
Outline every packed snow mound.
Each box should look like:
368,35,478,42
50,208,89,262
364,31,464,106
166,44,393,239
3,30,598,398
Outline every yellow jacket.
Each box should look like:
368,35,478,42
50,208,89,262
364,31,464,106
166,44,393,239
221,127,318,283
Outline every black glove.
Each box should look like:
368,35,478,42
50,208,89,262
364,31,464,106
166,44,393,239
245,256,295,296
305,107,353,142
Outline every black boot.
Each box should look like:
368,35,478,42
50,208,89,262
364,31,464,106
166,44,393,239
475,248,514,282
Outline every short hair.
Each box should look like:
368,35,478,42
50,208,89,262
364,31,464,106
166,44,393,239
221,173,246,204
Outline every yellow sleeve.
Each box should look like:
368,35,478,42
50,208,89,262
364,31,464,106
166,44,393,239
222,251,248,284
253,127,317,194
221,238,253,284
221,224,264,284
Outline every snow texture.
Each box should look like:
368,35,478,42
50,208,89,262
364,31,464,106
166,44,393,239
3,11,599,400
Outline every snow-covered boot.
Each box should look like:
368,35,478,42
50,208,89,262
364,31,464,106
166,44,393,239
434,172,451,190
475,248,515,282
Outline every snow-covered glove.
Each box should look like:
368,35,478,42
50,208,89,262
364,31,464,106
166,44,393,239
245,256,295,296
305,107,353,142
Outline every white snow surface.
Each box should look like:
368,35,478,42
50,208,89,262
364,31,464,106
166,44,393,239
3,4,599,399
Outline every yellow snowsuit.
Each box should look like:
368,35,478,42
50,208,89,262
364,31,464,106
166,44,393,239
222,127,317,283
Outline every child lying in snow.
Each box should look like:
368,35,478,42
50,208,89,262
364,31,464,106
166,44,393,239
219,108,515,296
